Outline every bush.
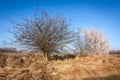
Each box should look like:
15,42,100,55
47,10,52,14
74,28,110,55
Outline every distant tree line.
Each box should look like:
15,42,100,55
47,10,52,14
0,47,18,53
109,50,120,54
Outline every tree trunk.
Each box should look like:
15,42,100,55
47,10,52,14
44,52,48,61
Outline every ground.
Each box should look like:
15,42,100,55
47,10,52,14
0,53,120,80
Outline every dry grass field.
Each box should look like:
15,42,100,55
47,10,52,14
0,53,120,80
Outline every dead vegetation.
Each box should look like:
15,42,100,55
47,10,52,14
0,53,120,80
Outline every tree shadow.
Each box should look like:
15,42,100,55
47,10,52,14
82,74,120,80
49,54,76,61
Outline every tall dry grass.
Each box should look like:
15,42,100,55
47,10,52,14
0,53,120,80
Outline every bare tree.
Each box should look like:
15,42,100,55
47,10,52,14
83,28,110,54
11,11,74,60
74,28,110,56
74,29,92,56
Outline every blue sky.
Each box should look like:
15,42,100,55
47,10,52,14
0,0,120,50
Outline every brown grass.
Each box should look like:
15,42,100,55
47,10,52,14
0,53,120,80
